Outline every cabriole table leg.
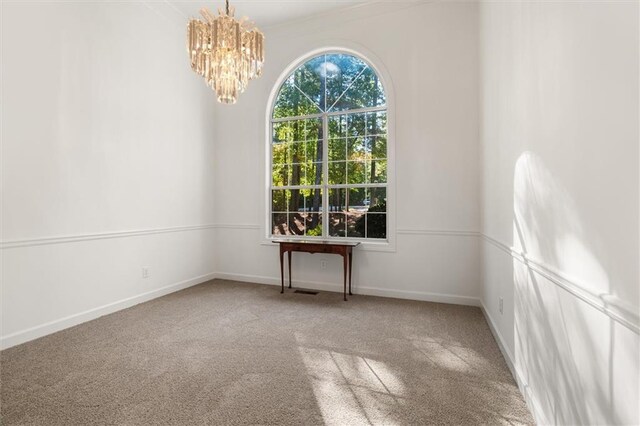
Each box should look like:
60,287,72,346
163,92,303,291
349,249,353,296
279,247,285,294
343,252,348,301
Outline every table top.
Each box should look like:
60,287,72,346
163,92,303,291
271,239,361,247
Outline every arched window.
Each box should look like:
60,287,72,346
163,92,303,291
269,51,388,240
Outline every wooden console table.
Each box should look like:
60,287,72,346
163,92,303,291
273,240,360,301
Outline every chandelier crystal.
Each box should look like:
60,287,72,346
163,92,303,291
187,0,265,104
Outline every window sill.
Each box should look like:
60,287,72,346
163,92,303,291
260,237,396,252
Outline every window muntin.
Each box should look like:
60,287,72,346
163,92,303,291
270,53,387,240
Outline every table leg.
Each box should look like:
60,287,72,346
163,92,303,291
279,247,285,294
288,250,292,289
349,249,353,296
343,252,348,301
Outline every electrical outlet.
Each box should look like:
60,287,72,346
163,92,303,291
499,297,504,314
320,260,327,269
142,267,150,279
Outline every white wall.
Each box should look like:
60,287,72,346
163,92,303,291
212,2,482,304
479,1,640,424
1,1,217,348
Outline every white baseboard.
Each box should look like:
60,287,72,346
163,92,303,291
481,301,551,426
214,272,481,307
480,302,515,375
1,272,216,350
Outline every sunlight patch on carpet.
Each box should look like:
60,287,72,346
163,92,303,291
297,346,407,425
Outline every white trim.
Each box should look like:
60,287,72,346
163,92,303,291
271,105,387,123
213,224,261,230
397,229,480,237
480,302,515,376
0,224,216,250
214,272,481,307
271,112,324,123
1,272,216,350
480,302,552,426
481,233,513,255
272,183,388,190
481,234,640,335
258,238,397,252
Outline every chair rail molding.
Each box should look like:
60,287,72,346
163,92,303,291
481,234,640,335
397,229,480,237
0,224,217,250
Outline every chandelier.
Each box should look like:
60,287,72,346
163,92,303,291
187,0,265,104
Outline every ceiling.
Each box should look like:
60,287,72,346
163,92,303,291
168,0,375,28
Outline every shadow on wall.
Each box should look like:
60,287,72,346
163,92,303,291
512,152,637,424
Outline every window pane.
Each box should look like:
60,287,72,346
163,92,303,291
347,137,365,161
304,162,323,186
287,212,306,235
329,66,386,112
272,141,290,165
289,142,304,163
328,161,346,185
325,54,368,112
329,188,346,211
305,213,323,237
305,140,320,163
328,115,347,138
289,189,303,213
287,163,304,186
302,118,322,141
271,190,289,212
272,213,291,235
366,111,387,135
341,188,387,214
296,163,309,185
273,121,294,143
347,188,367,211
272,76,322,119
274,119,320,145
370,136,387,159
362,138,373,161
347,213,365,238
369,187,387,211
370,160,387,184
347,113,366,138
329,213,346,237
366,213,386,239
329,138,346,161
292,56,325,110
347,161,365,184
272,164,291,187
300,188,322,212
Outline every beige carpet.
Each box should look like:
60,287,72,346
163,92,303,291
1,279,534,425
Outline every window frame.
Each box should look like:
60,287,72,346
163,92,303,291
264,47,395,251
